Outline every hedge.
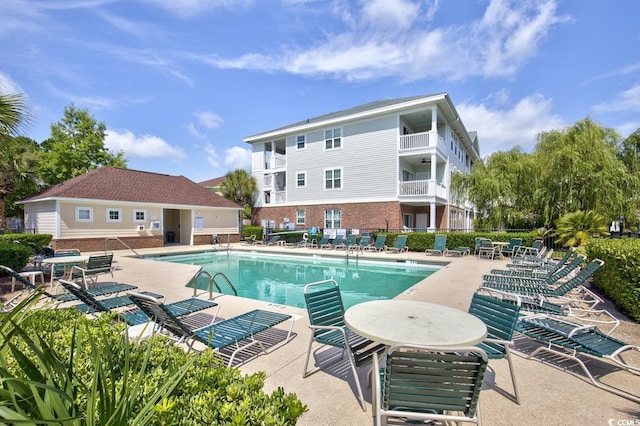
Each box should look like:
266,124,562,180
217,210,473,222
377,231,537,253
586,238,640,321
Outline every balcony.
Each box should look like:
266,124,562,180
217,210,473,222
398,180,447,199
399,131,446,153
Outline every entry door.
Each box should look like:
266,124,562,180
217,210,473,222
416,213,428,231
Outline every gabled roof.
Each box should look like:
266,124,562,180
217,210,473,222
21,167,241,209
245,93,445,141
198,176,226,188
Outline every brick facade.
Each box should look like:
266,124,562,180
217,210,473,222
52,233,240,252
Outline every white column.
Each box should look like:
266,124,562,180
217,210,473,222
429,202,437,231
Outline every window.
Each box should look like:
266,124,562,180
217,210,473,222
402,169,414,182
296,135,306,150
75,207,93,222
296,172,306,188
106,208,122,222
325,209,341,228
325,168,342,190
324,128,341,150
133,209,146,222
296,210,306,225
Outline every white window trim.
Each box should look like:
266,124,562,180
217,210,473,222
296,171,307,188
133,209,147,222
106,208,122,223
295,134,306,150
324,167,343,190
75,207,93,222
296,209,306,225
324,127,343,151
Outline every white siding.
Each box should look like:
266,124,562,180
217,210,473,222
24,201,58,236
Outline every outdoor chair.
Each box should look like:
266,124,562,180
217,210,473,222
242,235,257,245
468,290,522,403
512,239,544,258
59,280,218,327
516,315,640,403
365,235,386,252
507,247,574,273
129,292,295,366
425,234,447,255
323,236,345,249
477,238,499,259
385,234,408,253
265,235,280,246
303,280,385,411
500,238,523,257
483,253,586,287
309,235,330,249
335,234,357,250
46,249,81,281
444,246,471,256
372,344,488,425
353,235,371,251
70,252,115,288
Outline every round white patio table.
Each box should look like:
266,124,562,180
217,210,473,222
41,255,90,287
344,300,487,347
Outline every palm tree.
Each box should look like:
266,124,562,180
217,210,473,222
0,91,36,229
553,210,609,247
220,169,257,221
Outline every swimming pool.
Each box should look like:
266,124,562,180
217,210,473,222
145,251,442,309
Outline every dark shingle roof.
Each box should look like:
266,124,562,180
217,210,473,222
246,93,444,138
22,167,240,209
198,176,226,187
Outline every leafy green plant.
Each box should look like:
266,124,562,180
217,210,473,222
553,210,609,247
0,293,307,424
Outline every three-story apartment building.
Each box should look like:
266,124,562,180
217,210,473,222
244,93,480,232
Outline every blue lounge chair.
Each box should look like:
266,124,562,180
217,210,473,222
444,246,471,256
425,234,447,255
354,235,371,251
129,292,295,366
309,235,330,249
365,235,386,252
516,315,640,403
322,236,344,249
385,234,408,253
334,234,357,250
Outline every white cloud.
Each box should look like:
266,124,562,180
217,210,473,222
223,146,251,170
0,71,23,94
204,143,220,168
457,93,565,156
105,129,187,159
188,111,224,139
195,0,567,82
593,84,640,113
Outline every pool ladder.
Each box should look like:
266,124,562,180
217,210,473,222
194,270,238,299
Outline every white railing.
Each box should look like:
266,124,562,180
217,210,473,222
274,191,286,204
270,156,286,168
263,174,273,188
399,180,447,198
399,131,447,153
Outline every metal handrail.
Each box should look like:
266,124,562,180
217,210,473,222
104,237,141,257
193,270,238,299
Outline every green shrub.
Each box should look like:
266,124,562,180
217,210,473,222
378,231,535,252
0,233,52,249
242,226,263,241
586,238,640,321
1,296,308,424
0,241,32,270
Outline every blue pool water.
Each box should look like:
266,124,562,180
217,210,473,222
145,251,441,309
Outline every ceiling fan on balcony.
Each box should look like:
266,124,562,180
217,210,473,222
421,158,428,164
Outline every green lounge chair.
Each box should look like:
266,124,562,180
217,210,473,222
516,315,640,403
264,235,280,246
309,235,330,248
334,234,357,250
372,344,488,425
129,292,295,366
365,234,386,252
59,280,218,326
500,237,523,257
303,280,385,411
444,246,471,256
477,238,499,259
483,253,585,286
425,234,447,255
354,235,371,251
468,290,522,403
512,239,544,258
385,234,408,253
322,236,344,249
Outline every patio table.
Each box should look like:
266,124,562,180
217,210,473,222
343,300,487,347
41,255,90,287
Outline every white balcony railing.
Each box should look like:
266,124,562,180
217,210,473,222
274,191,286,204
399,180,447,198
399,131,446,153
269,156,286,169
263,174,273,189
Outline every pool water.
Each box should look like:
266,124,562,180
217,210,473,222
146,251,441,309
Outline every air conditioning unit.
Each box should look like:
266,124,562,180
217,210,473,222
136,224,145,231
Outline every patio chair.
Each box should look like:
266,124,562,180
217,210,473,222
265,235,280,246
59,280,218,327
444,246,471,256
70,252,115,288
385,234,408,253
322,236,345,249
477,238,499,259
483,253,585,287
129,292,295,366
500,238,523,258
468,290,522,403
512,239,544,258
303,280,385,411
372,344,488,426
353,235,371,251
516,315,640,403
425,234,447,256
309,235,330,249
365,234,386,252
242,235,257,245
46,249,82,281
334,234,357,250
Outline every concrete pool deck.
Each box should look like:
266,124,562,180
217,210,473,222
33,244,640,424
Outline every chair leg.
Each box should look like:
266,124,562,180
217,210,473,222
302,333,316,378
505,347,520,404
345,351,367,412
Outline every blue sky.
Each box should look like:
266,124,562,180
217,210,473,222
2,0,639,183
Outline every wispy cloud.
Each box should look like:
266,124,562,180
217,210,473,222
192,0,568,82
106,129,187,159
457,92,565,156
188,111,224,139
0,71,24,94
593,84,640,113
203,143,251,171
144,0,254,18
